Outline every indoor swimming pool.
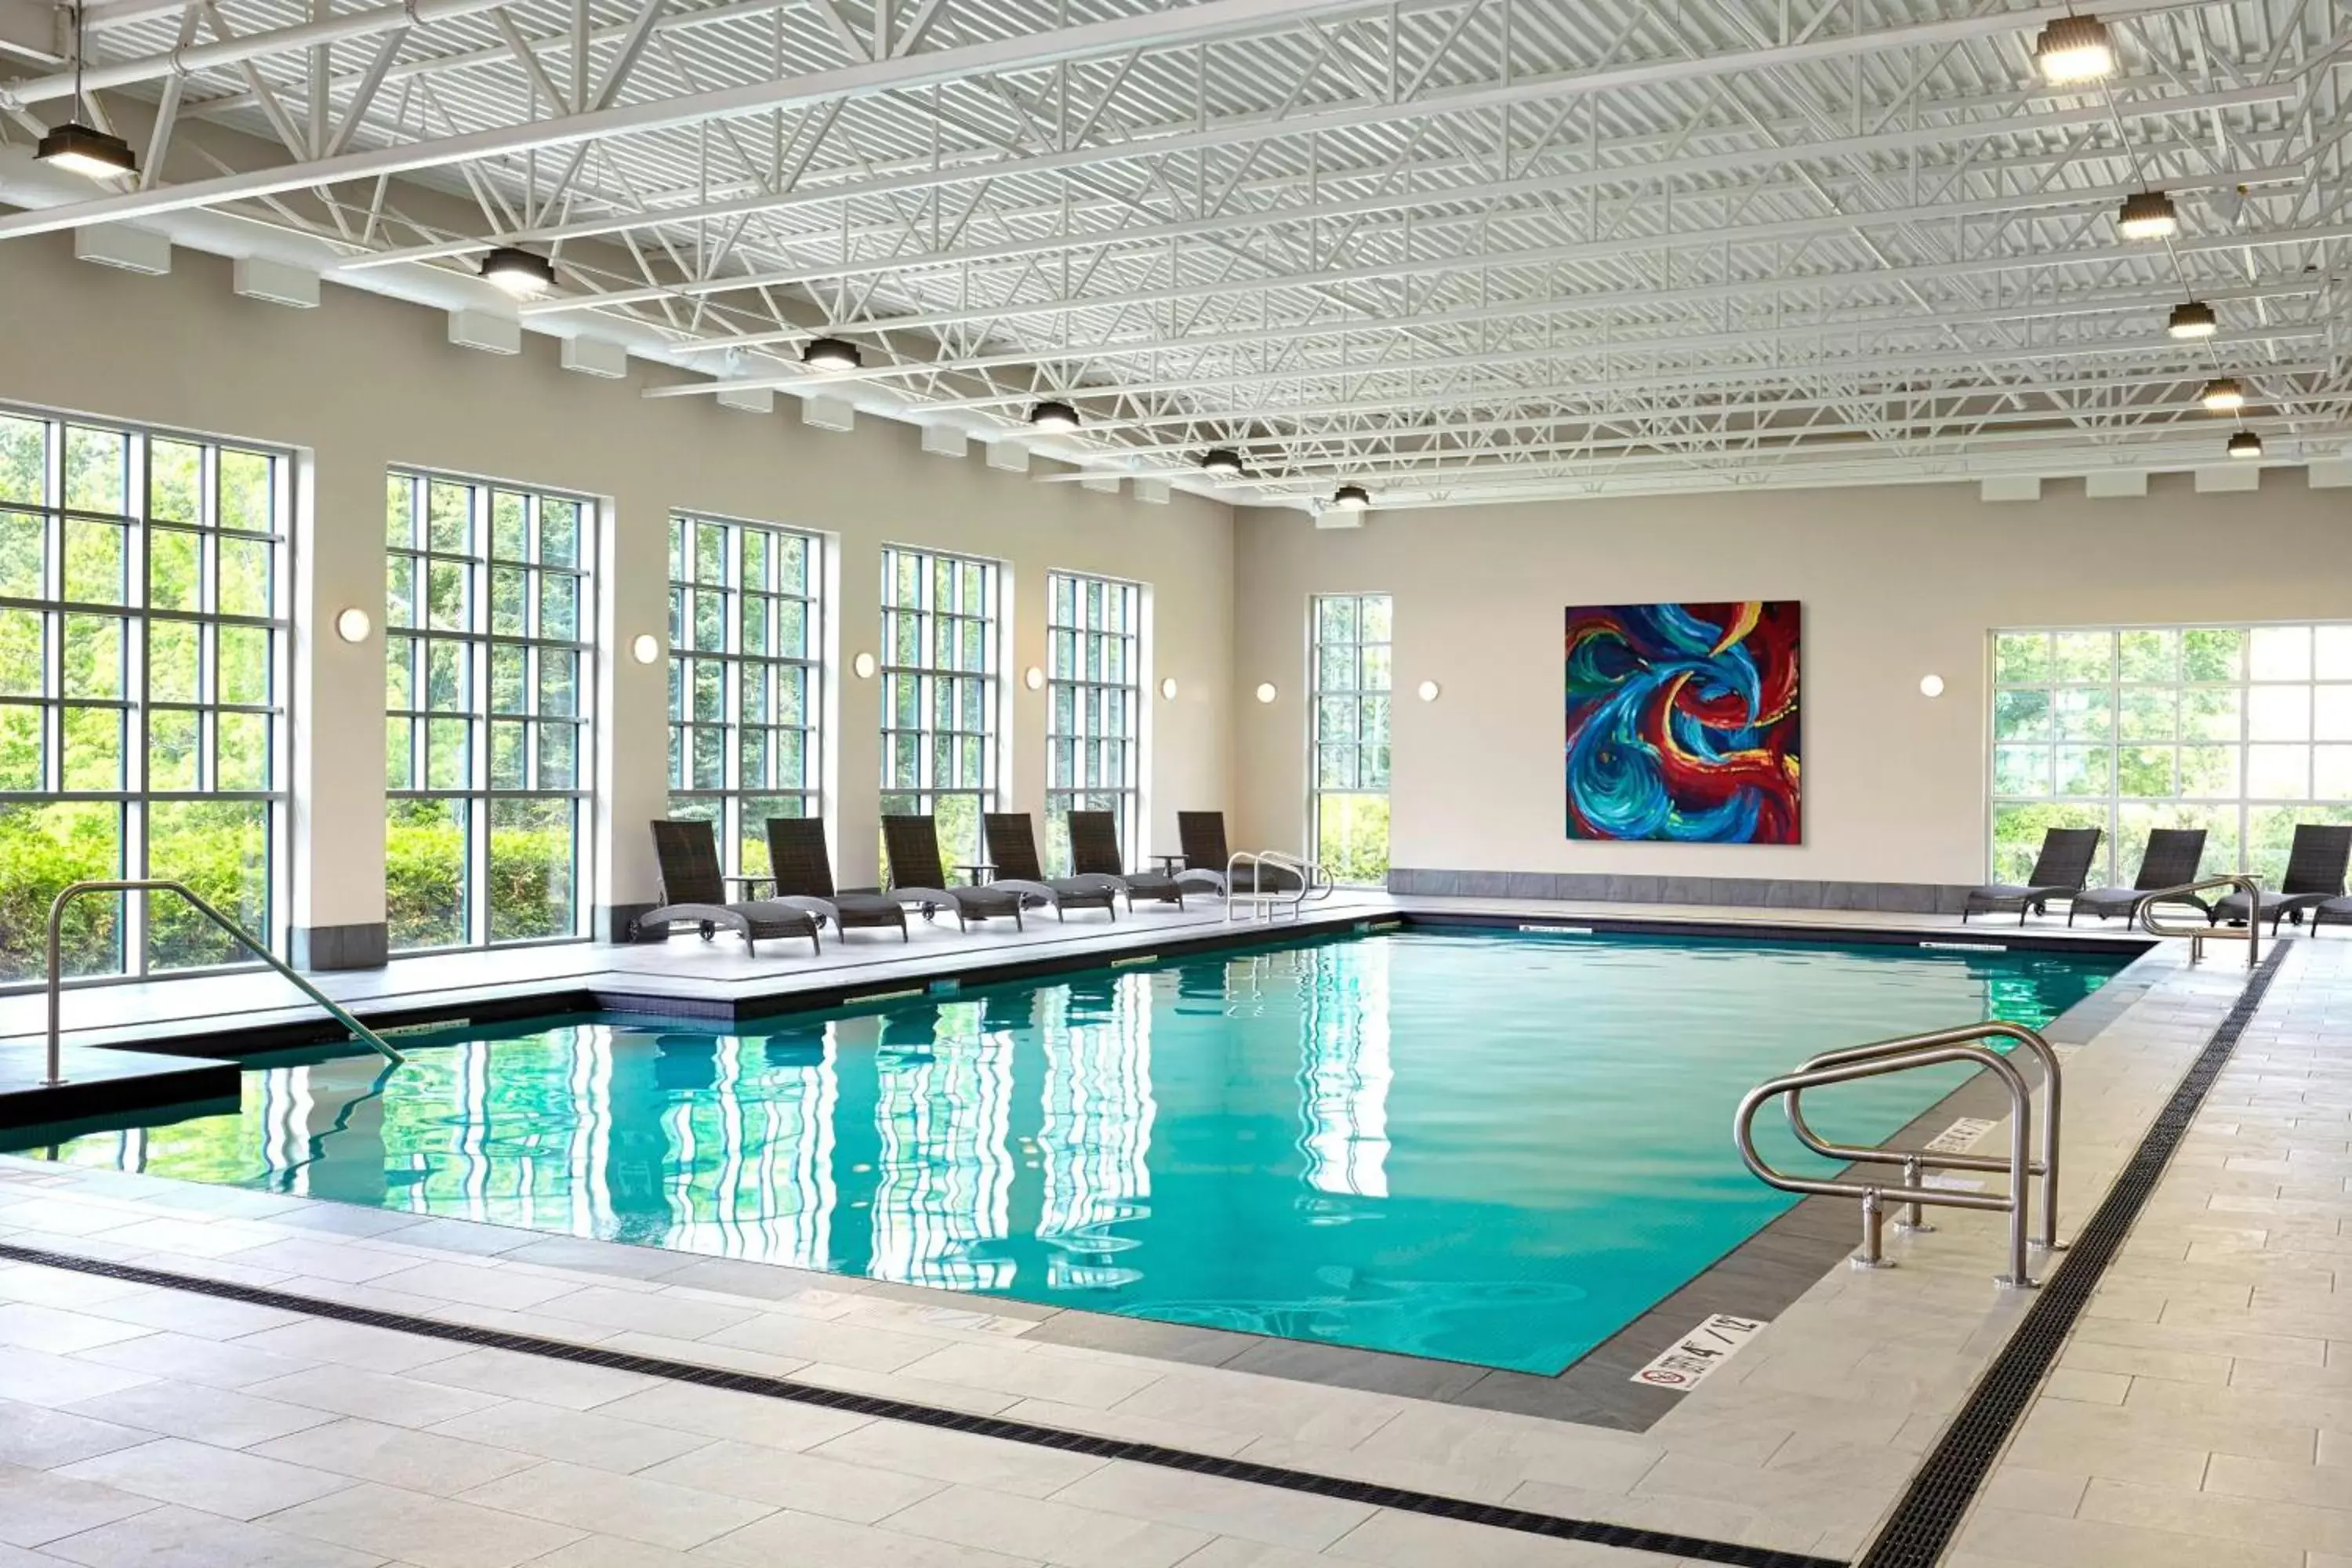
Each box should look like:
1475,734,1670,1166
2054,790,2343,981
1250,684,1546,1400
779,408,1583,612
2,927,2131,1375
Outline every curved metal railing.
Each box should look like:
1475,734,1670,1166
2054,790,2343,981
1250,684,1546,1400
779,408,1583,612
45,880,404,1089
1737,1036,2041,1288
1784,1021,2063,1253
1225,849,1326,923
2135,874,2262,967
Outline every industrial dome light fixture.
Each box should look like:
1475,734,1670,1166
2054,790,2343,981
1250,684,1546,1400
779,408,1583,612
1200,447,1245,476
2167,300,2218,339
2115,189,2179,240
2227,429,2264,459
2033,13,2116,84
35,6,138,181
802,336,862,371
481,247,556,297
2201,376,2247,412
1029,400,1080,433
1332,483,1372,510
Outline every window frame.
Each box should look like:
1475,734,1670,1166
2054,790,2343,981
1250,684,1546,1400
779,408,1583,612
665,511,826,877
1308,591,1392,885
384,467,596,953
0,402,292,991
1987,621,2352,887
878,544,1000,877
1044,570,1142,876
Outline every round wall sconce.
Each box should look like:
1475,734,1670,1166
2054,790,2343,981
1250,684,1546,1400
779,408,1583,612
1416,680,1441,702
853,652,878,680
333,607,372,644
628,633,661,665
1023,666,1044,691
1160,677,1178,700
1254,682,1277,704
1919,674,1946,698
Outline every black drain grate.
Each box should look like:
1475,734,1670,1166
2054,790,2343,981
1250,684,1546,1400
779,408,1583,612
0,1236,1839,1568
1857,942,2288,1568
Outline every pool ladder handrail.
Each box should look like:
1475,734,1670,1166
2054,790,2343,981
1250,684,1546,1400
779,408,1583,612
44,879,405,1089
1736,1021,2059,1289
1225,849,1328,923
2134,874,2262,967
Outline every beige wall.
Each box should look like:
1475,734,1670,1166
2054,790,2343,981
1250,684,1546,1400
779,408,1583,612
0,234,1234,934
1231,478,2352,886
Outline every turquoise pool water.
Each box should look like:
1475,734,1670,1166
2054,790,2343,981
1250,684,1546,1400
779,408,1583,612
5,928,2125,1374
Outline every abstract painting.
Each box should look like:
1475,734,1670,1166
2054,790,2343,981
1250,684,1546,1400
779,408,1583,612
1564,601,1801,844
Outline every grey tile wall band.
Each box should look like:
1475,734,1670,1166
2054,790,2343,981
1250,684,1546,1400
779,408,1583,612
1854,939,2289,1568
0,1236,1843,1568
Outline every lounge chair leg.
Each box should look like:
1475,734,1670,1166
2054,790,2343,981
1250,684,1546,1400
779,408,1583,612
807,928,821,956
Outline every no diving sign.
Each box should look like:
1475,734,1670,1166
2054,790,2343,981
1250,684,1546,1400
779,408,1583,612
1631,1313,1769,1390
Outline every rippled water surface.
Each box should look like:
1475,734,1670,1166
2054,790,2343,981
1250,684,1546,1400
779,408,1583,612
9,929,2125,1373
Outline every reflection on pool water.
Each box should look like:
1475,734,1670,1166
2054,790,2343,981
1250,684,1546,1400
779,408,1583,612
9,929,2126,1374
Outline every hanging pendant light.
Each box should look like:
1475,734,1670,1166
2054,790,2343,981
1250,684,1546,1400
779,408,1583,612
35,5,136,181
2201,376,2246,412
1200,448,1245,476
1332,484,1371,510
2033,14,2116,84
801,336,862,370
1029,401,1080,433
2166,301,2218,339
2227,430,2263,459
2115,190,2179,240
481,247,556,297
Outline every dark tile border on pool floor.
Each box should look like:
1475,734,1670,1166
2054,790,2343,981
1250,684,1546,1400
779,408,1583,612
0,1234,1842,1568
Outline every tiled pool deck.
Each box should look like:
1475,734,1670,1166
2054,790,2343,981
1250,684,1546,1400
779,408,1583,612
0,898,2335,1567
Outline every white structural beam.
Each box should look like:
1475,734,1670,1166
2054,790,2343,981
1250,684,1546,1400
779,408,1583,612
0,0,1392,238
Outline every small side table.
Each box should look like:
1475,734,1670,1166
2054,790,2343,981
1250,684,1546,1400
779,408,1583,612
953,862,996,886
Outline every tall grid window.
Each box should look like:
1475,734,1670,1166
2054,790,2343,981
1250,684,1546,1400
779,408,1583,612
0,407,287,984
1045,572,1140,875
1990,624,2352,887
666,514,824,877
385,470,593,952
879,546,998,875
1311,593,1392,885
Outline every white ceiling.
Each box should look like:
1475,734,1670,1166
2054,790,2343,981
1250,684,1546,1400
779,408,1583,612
2,0,2347,509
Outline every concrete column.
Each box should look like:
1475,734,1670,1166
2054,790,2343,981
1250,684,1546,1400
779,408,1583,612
833,534,883,890
594,481,672,939
288,443,390,968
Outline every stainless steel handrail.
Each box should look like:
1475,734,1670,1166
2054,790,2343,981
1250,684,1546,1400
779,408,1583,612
45,879,405,1087
1737,1042,2040,1288
1784,1020,2063,1252
2136,874,2262,967
1225,849,1322,924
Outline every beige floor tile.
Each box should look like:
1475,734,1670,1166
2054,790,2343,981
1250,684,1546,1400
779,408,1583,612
64,1378,341,1450
245,1363,506,1428
407,1345,659,1410
1044,1460,1374,1553
78,1327,323,1390
590,1379,873,1450
1324,1508,1636,1567
695,1508,1041,1568
424,1396,718,1475
37,1501,383,1568
268,1479,586,1568
808,1417,1110,1498
58,1435,354,1519
458,1458,775,1548
0,1304,157,1356
883,1482,1212,1568
0,1396,153,1470
0,1461,159,1548
633,1437,943,1523
252,1415,541,1494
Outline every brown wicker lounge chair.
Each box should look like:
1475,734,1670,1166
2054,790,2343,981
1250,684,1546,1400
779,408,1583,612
763,817,907,942
1174,811,1301,896
2070,828,2209,928
1067,810,1184,910
637,819,821,955
981,813,1119,920
2212,823,2352,932
880,814,1025,931
1962,827,2102,925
